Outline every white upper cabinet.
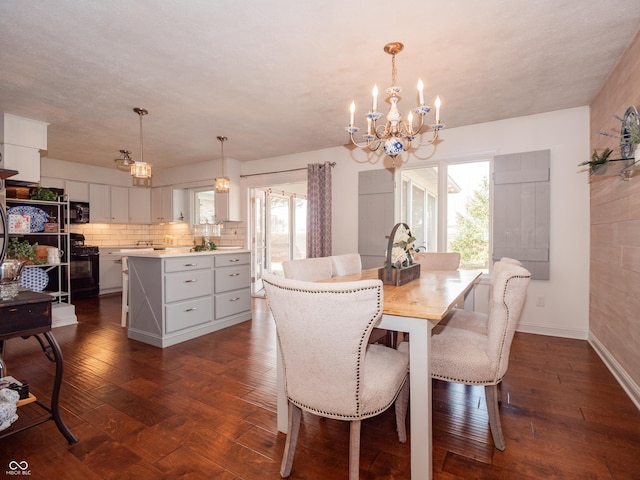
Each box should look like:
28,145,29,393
215,190,241,221
89,183,111,223
1,113,48,183
110,186,129,223
65,180,90,202
151,186,172,223
129,187,151,223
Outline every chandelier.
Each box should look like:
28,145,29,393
114,149,134,171
346,42,444,164
215,135,230,193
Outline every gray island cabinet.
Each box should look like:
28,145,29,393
126,250,251,347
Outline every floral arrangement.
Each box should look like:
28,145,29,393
388,223,417,269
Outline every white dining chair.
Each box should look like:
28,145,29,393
263,273,409,479
284,254,388,346
120,248,154,327
435,257,524,335
413,252,461,271
430,262,531,450
330,253,362,277
282,257,333,281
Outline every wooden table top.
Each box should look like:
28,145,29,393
322,268,482,320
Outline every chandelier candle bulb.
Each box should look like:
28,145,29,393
367,118,372,135
349,101,355,127
372,85,378,111
418,79,424,105
435,96,441,124
407,111,414,134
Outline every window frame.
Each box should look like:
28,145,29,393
401,154,494,268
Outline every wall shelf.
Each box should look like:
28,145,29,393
591,157,635,177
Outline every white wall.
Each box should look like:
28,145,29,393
240,107,591,339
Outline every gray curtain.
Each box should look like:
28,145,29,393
306,162,332,258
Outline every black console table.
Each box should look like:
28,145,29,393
0,291,78,443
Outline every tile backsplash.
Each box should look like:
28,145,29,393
71,221,246,248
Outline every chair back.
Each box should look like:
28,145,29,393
119,248,154,272
486,263,531,381
263,273,383,418
330,253,362,277
282,257,333,281
413,252,461,271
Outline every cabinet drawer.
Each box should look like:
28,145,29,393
214,252,250,268
0,299,51,337
215,289,251,319
165,270,213,303
164,256,213,273
214,265,250,293
165,296,213,333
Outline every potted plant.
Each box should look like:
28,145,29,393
6,238,40,264
378,223,420,286
30,186,58,201
578,148,614,174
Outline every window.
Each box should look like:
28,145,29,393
192,188,215,224
402,159,491,270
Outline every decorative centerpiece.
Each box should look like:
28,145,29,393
378,223,420,286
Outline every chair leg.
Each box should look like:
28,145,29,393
395,378,409,443
121,270,128,327
280,402,302,478
485,384,505,451
349,420,361,480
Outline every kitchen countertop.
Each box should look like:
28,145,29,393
124,248,249,258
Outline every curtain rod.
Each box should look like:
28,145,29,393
240,162,336,179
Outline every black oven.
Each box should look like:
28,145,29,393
70,233,99,298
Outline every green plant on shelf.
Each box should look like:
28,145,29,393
6,238,44,265
30,187,58,201
578,148,614,174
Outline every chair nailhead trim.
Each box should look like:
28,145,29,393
265,278,385,419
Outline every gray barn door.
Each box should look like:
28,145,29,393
358,169,395,269
493,150,550,280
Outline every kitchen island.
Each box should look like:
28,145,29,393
126,249,251,347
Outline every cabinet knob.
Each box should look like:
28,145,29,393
229,273,240,277
184,279,198,283
185,307,198,312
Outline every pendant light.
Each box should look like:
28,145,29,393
215,135,230,193
131,107,152,179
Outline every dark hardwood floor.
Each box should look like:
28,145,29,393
1,294,639,479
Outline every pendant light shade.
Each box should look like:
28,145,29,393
215,135,230,193
132,107,152,179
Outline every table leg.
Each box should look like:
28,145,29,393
42,332,78,444
378,314,432,480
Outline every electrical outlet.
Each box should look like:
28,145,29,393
536,295,545,307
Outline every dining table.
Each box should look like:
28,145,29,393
274,267,482,479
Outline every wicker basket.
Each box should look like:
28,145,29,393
378,222,421,286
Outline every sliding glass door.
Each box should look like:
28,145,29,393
251,185,307,294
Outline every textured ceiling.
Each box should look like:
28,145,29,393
1,1,639,172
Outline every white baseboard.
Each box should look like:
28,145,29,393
589,333,640,411
516,323,588,340
52,303,77,328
